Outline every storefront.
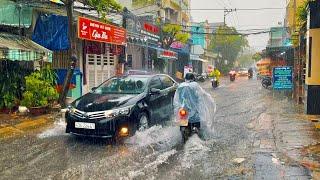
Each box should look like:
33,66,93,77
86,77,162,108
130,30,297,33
124,15,161,71
77,16,126,93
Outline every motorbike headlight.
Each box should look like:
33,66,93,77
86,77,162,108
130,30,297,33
104,106,133,118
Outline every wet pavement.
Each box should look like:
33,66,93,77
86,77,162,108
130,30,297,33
0,77,319,179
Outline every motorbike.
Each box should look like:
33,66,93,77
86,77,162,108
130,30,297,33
175,83,202,143
195,74,206,82
229,71,236,82
178,108,200,143
262,76,272,89
211,77,219,88
248,72,253,79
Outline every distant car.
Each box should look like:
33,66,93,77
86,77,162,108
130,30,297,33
238,68,249,76
66,74,178,139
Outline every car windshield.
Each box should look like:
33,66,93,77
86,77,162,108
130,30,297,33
93,76,149,94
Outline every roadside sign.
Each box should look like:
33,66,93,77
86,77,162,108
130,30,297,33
78,17,126,45
273,66,293,90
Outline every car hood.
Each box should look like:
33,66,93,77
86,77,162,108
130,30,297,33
72,93,138,112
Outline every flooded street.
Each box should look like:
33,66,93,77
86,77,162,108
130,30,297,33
0,77,316,179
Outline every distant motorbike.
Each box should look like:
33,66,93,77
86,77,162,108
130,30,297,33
229,71,236,82
262,76,272,89
211,77,219,88
195,74,205,82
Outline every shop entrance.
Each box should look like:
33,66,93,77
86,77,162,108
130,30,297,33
86,52,117,90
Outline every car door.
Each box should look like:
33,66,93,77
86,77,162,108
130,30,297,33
159,75,178,117
147,76,166,124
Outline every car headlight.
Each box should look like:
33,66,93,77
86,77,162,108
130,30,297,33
105,106,133,118
67,105,76,115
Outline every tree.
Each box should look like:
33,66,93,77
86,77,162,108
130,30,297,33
59,0,122,107
86,0,122,21
210,26,248,73
252,52,262,62
162,24,190,48
152,24,189,72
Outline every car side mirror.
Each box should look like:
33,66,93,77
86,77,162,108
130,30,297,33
150,88,161,94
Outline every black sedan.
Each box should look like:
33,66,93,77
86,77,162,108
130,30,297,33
66,74,178,139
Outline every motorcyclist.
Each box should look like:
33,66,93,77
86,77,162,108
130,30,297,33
174,72,217,140
178,73,200,124
209,68,221,82
248,67,253,77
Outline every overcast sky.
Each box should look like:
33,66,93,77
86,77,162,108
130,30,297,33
190,0,287,52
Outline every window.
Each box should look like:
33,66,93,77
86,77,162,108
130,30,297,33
149,77,163,90
94,76,148,94
160,75,174,89
308,37,312,78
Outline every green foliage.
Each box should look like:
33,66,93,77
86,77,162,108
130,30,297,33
21,69,59,108
252,52,262,61
2,92,16,109
154,24,189,72
132,0,156,7
210,26,248,72
297,0,309,29
88,0,122,22
162,24,190,48
0,61,32,109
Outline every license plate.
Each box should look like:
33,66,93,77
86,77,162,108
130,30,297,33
179,119,188,127
75,122,95,129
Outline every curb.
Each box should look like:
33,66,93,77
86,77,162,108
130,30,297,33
0,115,55,139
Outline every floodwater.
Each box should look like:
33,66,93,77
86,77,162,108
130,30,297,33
0,77,315,179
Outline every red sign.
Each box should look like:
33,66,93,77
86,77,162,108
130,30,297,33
158,49,177,59
78,17,126,45
143,23,159,34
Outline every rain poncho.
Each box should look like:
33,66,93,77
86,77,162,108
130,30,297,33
173,81,217,133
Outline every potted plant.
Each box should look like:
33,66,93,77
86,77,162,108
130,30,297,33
0,92,18,113
21,69,59,116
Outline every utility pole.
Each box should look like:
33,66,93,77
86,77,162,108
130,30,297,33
223,8,236,26
58,0,78,107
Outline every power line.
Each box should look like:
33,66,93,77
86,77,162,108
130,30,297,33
184,7,284,11
184,30,271,36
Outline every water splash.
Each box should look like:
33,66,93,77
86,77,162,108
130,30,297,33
125,125,182,151
37,117,67,139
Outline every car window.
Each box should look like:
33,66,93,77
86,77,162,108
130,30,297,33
149,77,163,90
94,76,148,94
160,75,174,89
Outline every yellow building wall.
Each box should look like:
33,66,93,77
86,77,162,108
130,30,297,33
286,0,306,30
306,28,320,85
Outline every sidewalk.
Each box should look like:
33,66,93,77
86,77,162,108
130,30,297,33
0,112,58,139
251,94,320,179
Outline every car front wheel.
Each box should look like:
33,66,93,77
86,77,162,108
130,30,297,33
138,112,149,131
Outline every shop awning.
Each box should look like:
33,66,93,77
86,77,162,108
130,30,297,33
0,33,51,52
0,33,52,61
190,54,208,62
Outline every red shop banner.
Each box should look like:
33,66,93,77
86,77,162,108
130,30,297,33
78,17,126,45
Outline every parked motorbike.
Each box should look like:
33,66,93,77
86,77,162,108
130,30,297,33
195,74,206,82
262,76,272,89
211,77,219,88
229,71,236,82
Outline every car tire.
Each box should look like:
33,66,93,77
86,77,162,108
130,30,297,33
137,112,149,132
